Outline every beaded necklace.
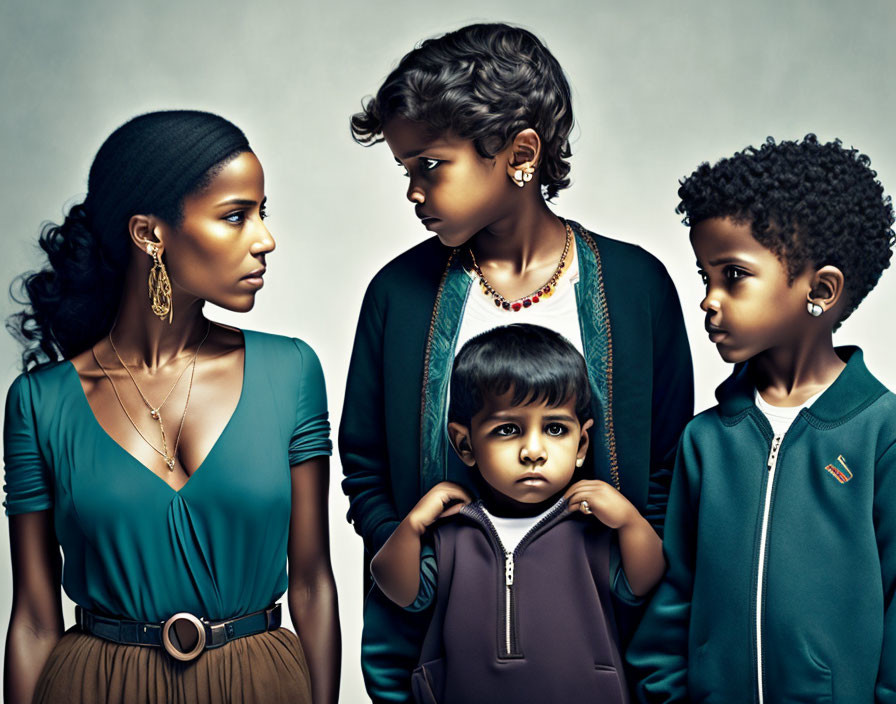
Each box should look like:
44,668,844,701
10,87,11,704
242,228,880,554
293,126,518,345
468,222,572,312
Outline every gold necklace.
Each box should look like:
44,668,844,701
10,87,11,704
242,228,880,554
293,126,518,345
469,222,572,311
95,322,211,471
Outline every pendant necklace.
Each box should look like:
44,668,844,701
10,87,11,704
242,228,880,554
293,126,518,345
94,321,212,471
469,222,572,311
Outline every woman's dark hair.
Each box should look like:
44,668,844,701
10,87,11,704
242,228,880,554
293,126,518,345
448,324,592,427
677,134,895,325
9,110,250,370
351,22,574,200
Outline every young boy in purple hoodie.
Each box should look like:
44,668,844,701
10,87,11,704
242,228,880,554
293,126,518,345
371,324,665,703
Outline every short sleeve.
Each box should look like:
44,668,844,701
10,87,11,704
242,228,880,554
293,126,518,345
288,339,333,466
3,374,53,515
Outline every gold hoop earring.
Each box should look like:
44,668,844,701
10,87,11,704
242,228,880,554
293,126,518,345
147,244,173,324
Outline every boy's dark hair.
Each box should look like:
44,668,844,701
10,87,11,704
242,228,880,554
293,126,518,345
677,134,895,325
448,324,591,427
350,22,574,200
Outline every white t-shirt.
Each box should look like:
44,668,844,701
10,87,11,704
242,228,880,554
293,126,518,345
753,387,827,437
454,240,584,359
482,503,557,553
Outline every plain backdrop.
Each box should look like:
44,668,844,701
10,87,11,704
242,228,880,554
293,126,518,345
2,0,895,701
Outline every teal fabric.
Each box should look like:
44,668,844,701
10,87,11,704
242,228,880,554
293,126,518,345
2,330,331,623
627,348,896,702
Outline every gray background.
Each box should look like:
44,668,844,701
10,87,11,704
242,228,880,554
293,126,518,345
2,0,895,700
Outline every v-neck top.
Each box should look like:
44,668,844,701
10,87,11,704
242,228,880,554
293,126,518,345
2,330,332,622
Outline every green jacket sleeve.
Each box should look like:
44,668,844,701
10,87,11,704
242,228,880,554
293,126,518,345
338,281,401,555
644,261,694,537
627,427,700,703
875,440,896,702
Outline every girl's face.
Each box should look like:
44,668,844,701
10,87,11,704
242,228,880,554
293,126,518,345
159,151,275,313
691,217,815,364
383,117,515,248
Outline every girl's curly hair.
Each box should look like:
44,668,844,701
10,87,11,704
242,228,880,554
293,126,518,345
351,23,574,201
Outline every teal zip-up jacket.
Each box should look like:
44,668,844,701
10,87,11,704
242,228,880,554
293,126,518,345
340,222,693,701
628,347,896,703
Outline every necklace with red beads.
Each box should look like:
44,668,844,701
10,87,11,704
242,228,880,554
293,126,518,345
468,222,572,312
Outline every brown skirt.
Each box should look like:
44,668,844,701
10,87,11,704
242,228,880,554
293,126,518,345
33,626,311,704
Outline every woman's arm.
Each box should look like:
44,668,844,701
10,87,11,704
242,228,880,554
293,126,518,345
371,482,471,607
5,509,64,704
287,456,340,704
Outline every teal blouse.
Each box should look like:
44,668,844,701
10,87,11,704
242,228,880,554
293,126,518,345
3,330,331,623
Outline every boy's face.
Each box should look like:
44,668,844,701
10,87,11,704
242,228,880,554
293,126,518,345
690,217,816,364
383,117,515,248
448,391,592,505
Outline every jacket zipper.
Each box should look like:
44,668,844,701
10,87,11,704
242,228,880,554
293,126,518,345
466,501,566,658
755,434,783,704
504,552,515,655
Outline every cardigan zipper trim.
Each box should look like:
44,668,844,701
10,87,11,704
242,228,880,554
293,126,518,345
418,247,458,493
571,222,620,491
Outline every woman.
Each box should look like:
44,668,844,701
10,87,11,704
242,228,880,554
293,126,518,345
4,110,340,703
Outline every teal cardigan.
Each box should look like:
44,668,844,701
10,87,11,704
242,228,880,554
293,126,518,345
627,348,896,703
339,222,694,701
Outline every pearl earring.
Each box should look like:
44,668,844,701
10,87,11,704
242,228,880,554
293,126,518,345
510,163,535,188
575,458,585,467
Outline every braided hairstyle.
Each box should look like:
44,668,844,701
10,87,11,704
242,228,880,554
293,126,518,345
351,23,574,201
9,110,251,370
677,134,895,325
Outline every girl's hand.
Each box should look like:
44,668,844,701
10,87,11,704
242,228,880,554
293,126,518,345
407,481,473,535
564,479,637,529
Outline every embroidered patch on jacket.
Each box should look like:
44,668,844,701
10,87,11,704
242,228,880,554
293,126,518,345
824,455,853,484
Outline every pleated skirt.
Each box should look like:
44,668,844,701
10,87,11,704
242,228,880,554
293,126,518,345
33,626,311,704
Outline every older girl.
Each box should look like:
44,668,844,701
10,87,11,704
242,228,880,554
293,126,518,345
341,23,693,703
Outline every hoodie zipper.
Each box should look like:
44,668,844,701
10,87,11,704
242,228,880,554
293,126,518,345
755,434,783,704
466,501,566,658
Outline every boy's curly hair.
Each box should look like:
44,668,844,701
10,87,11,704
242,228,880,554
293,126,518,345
677,134,895,324
350,23,574,201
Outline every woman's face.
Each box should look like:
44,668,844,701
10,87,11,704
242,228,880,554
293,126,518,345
159,151,275,312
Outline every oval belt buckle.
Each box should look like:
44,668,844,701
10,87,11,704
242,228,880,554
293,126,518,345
161,612,206,661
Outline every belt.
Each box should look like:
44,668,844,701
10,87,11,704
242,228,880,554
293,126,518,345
75,603,282,661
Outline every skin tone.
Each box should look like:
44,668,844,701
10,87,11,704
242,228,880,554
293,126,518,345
370,391,665,607
383,117,571,301
5,152,340,704
692,217,847,405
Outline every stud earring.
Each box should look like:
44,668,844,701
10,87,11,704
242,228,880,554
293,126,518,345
575,458,585,468
807,301,824,317
147,244,173,324
509,163,536,188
